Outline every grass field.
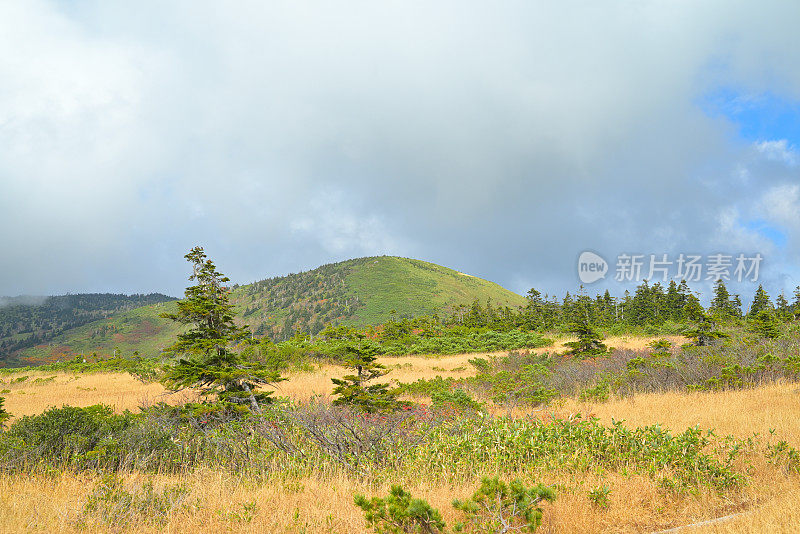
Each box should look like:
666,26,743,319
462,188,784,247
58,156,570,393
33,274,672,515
1,336,799,533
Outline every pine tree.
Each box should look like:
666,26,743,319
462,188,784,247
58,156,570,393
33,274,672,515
775,293,791,321
665,280,683,321
749,310,781,339
683,313,726,347
709,279,737,319
330,342,402,412
682,292,705,323
791,286,800,319
0,396,10,430
748,285,773,317
160,247,284,414
563,320,609,358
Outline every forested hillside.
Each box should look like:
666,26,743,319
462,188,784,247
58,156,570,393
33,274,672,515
7,256,527,365
237,256,526,339
0,294,175,364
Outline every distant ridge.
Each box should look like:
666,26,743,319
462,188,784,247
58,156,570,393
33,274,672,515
4,256,526,366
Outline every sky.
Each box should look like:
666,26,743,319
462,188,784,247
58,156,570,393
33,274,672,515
1,1,800,304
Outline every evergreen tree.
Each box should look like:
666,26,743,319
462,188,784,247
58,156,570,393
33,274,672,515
749,310,781,339
160,247,284,414
331,342,402,412
748,285,773,317
563,320,609,358
775,293,791,321
683,313,726,347
710,279,736,318
665,280,683,321
731,294,743,317
682,292,705,323
793,286,800,313
0,396,10,430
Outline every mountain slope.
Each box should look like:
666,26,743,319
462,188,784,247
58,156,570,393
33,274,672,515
0,293,176,366
8,256,527,366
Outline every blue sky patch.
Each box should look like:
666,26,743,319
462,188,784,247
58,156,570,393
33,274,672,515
701,88,800,146
744,219,788,249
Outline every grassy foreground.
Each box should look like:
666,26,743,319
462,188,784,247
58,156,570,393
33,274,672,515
1,337,799,533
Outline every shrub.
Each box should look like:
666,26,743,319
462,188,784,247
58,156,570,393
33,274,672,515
0,405,178,472
452,477,555,533
587,485,611,508
356,478,555,534
354,485,445,534
430,388,484,413
0,396,10,430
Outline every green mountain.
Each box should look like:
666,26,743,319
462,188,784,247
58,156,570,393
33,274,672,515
6,256,527,366
0,293,176,366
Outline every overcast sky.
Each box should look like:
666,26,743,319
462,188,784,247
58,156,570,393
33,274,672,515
2,1,800,303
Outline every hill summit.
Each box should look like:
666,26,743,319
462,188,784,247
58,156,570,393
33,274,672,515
6,256,526,366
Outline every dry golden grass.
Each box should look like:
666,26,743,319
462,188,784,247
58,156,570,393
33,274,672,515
0,370,197,422
1,457,795,533
2,335,799,533
0,335,682,416
555,381,800,444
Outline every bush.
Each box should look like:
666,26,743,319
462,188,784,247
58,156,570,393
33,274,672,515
587,485,611,508
453,477,555,533
430,389,484,413
0,396,10,430
0,405,178,472
418,416,743,491
355,478,555,534
354,485,445,534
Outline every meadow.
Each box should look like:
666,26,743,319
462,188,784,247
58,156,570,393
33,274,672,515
1,333,799,533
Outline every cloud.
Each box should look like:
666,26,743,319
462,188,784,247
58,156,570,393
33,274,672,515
755,140,798,166
2,1,800,299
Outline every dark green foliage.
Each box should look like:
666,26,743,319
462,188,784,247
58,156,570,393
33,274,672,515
354,486,446,534
748,285,773,317
79,474,189,529
0,405,177,472
563,321,609,357
398,352,559,410
430,388,484,413
749,310,782,339
0,354,161,380
683,314,727,347
0,396,10,429
452,477,555,533
160,247,284,413
331,342,402,412
0,293,175,365
709,280,740,319
355,478,555,534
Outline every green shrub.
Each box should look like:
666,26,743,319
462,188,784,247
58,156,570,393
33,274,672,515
355,478,554,534
0,396,10,430
430,388,483,413
452,477,555,533
354,485,445,534
765,440,800,474
0,405,177,472
587,485,611,508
